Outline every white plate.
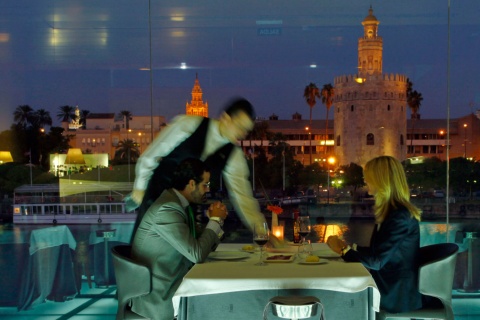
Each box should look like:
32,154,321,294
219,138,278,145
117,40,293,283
311,249,341,258
298,258,328,265
263,254,296,263
208,251,250,260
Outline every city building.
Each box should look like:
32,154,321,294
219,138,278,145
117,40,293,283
66,112,166,160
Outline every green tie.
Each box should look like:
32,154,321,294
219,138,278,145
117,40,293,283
187,205,196,238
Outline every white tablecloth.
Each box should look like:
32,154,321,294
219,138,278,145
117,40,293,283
173,243,380,315
29,225,76,255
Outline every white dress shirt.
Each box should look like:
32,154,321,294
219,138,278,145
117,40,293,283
134,115,265,231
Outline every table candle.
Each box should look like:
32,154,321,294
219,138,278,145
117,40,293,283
272,225,284,241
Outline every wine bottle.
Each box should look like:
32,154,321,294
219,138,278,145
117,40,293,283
293,220,301,243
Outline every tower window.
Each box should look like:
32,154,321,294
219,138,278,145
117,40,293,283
351,105,355,112
387,104,391,111
336,135,341,146
366,133,374,145
400,134,404,145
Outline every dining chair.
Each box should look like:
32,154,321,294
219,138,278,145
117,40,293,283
377,242,459,320
263,295,325,320
111,245,151,320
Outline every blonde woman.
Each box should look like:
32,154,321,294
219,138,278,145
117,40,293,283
327,155,422,313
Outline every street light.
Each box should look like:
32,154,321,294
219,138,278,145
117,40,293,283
128,129,132,182
326,156,336,205
463,123,467,158
305,126,312,165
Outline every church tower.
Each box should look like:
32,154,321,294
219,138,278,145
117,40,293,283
334,6,408,167
186,74,208,117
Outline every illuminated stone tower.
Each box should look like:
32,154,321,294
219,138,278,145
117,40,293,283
186,74,208,117
334,6,408,167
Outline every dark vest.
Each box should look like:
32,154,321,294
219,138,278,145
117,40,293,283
132,117,235,240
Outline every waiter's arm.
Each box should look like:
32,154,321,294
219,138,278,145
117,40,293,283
132,116,201,203
222,147,265,232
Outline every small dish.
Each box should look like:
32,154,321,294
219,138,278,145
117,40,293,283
263,254,295,263
298,258,328,265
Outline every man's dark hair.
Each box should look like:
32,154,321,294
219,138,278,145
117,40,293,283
223,97,256,121
171,158,210,191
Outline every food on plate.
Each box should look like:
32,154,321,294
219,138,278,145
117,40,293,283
242,244,255,251
305,255,320,262
266,254,293,261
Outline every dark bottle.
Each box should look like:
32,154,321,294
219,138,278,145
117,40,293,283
293,210,301,243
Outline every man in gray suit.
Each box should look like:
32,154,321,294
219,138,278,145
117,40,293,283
131,158,228,320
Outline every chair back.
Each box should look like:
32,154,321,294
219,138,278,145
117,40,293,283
263,296,324,320
418,243,458,300
111,245,151,320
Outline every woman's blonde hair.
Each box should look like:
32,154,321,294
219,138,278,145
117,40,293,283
364,155,421,223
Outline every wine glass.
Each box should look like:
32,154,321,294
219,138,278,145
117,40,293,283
298,216,311,244
253,222,270,266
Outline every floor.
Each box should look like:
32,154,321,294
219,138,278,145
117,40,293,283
0,281,479,319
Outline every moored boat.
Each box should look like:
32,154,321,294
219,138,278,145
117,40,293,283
13,183,137,225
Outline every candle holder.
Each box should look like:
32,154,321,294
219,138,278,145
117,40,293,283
272,225,284,241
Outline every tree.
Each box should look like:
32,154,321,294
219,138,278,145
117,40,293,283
303,83,321,126
321,83,335,155
13,105,34,129
115,139,140,162
80,110,90,129
119,110,133,130
33,109,53,129
303,83,321,164
406,78,423,155
57,105,76,123
247,120,270,147
338,162,364,196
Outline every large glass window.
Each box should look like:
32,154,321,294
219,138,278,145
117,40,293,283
1,1,479,317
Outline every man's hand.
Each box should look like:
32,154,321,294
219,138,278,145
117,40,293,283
207,201,228,219
124,189,145,212
131,189,145,205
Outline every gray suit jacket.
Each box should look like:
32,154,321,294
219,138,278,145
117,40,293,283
131,189,220,320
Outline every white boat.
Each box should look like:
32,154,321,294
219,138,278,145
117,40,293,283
13,183,137,225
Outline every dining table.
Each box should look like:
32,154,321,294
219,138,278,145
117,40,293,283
173,242,380,320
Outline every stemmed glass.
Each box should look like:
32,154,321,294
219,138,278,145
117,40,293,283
253,222,270,266
298,216,311,244
297,216,312,257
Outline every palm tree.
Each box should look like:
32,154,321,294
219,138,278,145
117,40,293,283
80,110,90,129
57,105,76,123
406,78,423,155
303,83,321,164
33,109,53,129
115,139,140,162
321,83,335,155
13,105,34,129
119,110,133,130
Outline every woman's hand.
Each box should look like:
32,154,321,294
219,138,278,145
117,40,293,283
327,235,346,254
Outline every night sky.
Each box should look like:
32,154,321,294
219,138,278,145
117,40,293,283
0,0,479,131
